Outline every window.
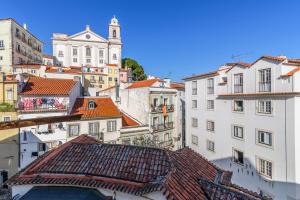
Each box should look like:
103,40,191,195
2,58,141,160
23,132,27,141
107,120,117,132
207,100,214,110
0,56,3,60
73,58,77,63
114,69,118,73
234,73,243,93
89,122,99,135
16,43,21,52
86,59,91,63
68,124,80,137
113,30,117,38
99,50,104,58
164,133,170,141
108,77,112,81
3,116,11,122
99,59,103,64
258,100,272,114
207,140,215,152
207,120,215,132
88,100,95,109
232,125,244,139
58,50,63,57
86,47,91,57
192,135,198,145
233,100,243,112
6,89,13,100
113,53,117,60
207,78,214,94
257,130,272,146
233,149,244,165
73,48,78,56
153,98,158,107
109,69,112,73
192,100,197,108
192,81,197,95
192,118,198,127
15,28,20,37
0,40,4,49
259,68,271,92
258,158,272,178
38,143,46,152
31,69,36,74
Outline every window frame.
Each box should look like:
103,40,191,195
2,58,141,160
233,73,243,93
107,120,117,132
256,129,273,148
232,125,244,140
192,100,197,109
192,81,197,95
206,120,215,132
192,117,198,127
191,135,198,146
258,68,271,92
88,122,100,136
257,100,273,115
207,99,214,110
233,148,244,165
257,156,273,179
68,124,80,137
207,140,215,152
207,78,214,94
233,100,244,113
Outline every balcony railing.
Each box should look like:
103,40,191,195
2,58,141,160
152,122,174,132
19,104,68,113
158,139,173,148
234,85,243,93
259,82,271,92
151,104,174,113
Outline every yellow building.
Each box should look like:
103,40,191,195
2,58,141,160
0,73,19,184
107,64,119,87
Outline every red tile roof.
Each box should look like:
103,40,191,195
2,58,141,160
106,64,118,67
225,62,251,73
281,67,300,77
121,112,139,127
70,97,122,119
170,82,185,90
183,70,219,81
7,135,261,200
20,76,77,96
126,79,165,89
43,54,54,59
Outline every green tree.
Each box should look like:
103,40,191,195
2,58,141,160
122,58,147,81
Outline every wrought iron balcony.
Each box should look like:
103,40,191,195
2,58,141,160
259,82,271,92
151,104,174,113
151,122,174,132
234,85,243,93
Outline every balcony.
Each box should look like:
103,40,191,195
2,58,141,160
98,80,104,84
259,82,271,92
152,122,174,132
19,104,68,113
158,139,173,148
234,85,243,93
151,104,174,113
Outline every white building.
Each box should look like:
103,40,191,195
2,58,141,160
18,76,80,169
184,55,300,200
101,78,179,149
0,18,43,73
52,16,122,68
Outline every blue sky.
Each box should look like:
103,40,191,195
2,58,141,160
2,0,300,81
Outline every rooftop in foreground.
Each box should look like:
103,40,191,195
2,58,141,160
7,135,262,200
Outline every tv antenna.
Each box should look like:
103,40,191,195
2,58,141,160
231,52,253,62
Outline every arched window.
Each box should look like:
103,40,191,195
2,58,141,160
113,30,116,38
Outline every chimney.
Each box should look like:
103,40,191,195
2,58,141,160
163,78,171,87
115,79,120,102
23,23,27,30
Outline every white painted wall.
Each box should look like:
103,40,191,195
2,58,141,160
185,58,300,200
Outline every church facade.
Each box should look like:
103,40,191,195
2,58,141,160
52,17,122,68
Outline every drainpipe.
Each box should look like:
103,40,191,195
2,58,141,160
284,97,288,182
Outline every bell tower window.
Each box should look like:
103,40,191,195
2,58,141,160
113,30,116,38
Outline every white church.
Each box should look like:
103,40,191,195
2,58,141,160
52,16,122,68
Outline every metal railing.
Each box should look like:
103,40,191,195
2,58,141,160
234,85,243,93
19,104,68,112
259,82,271,92
152,122,174,132
151,104,174,113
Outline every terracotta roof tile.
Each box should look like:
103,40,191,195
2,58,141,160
70,97,121,119
7,135,262,200
20,76,77,96
126,79,165,89
170,82,185,90
14,64,42,69
43,54,54,59
121,112,139,127
281,67,300,77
